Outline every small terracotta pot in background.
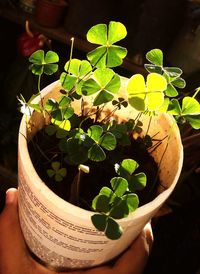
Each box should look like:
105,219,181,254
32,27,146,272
35,0,68,28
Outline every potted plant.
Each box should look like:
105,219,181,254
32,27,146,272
35,0,68,28
17,21,200,270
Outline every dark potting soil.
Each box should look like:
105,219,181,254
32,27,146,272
28,127,159,211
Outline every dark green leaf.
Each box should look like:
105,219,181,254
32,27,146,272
144,64,162,74
129,173,147,191
51,161,60,171
164,67,182,77
57,168,67,178
122,193,139,213
99,187,114,198
109,200,129,219
110,177,128,197
91,214,108,232
105,217,123,240
56,127,69,138
67,138,88,164
45,124,57,136
100,132,117,151
118,134,131,146
165,83,178,97
55,174,63,182
43,64,58,75
51,109,62,122
171,77,186,89
87,125,103,142
94,90,114,106
88,144,106,162
58,138,68,152
120,159,139,176
29,50,44,64
29,64,44,75
185,115,200,129
47,169,55,178
92,195,110,213
81,78,100,96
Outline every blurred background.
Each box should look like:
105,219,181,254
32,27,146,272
0,1,200,273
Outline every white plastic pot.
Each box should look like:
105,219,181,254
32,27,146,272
18,80,183,270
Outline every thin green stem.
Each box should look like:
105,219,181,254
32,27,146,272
67,37,74,73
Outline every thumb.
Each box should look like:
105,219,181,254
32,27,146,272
113,222,153,274
0,188,27,263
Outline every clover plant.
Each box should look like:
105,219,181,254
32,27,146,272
19,21,200,240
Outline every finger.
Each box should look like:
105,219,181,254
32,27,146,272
59,224,153,274
112,222,153,274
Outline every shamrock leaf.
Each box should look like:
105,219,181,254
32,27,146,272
81,68,121,105
127,73,167,111
168,97,200,129
146,49,163,67
60,59,92,93
145,49,186,99
91,214,123,240
87,125,117,162
45,95,74,126
182,96,200,115
115,159,139,177
47,161,67,182
87,21,127,68
66,136,89,164
110,177,128,197
29,50,59,75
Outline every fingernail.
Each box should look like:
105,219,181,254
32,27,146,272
6,188,17,204
144,222,154,249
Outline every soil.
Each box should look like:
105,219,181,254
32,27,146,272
28,125,160,211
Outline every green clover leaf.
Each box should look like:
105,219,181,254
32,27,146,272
110,177,128,197
81,68,121,105
91,214,123,240
29,50,59,76
87,21,127,68
146,49,163,67
86,125,117,162
168,97,200,129
127,73,167,111
60,59,92,93
47,161,67,182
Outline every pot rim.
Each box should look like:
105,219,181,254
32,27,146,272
18,80,184,223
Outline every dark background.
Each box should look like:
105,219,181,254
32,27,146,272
0,1,200,274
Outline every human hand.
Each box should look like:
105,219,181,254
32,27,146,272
0,188,153,274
